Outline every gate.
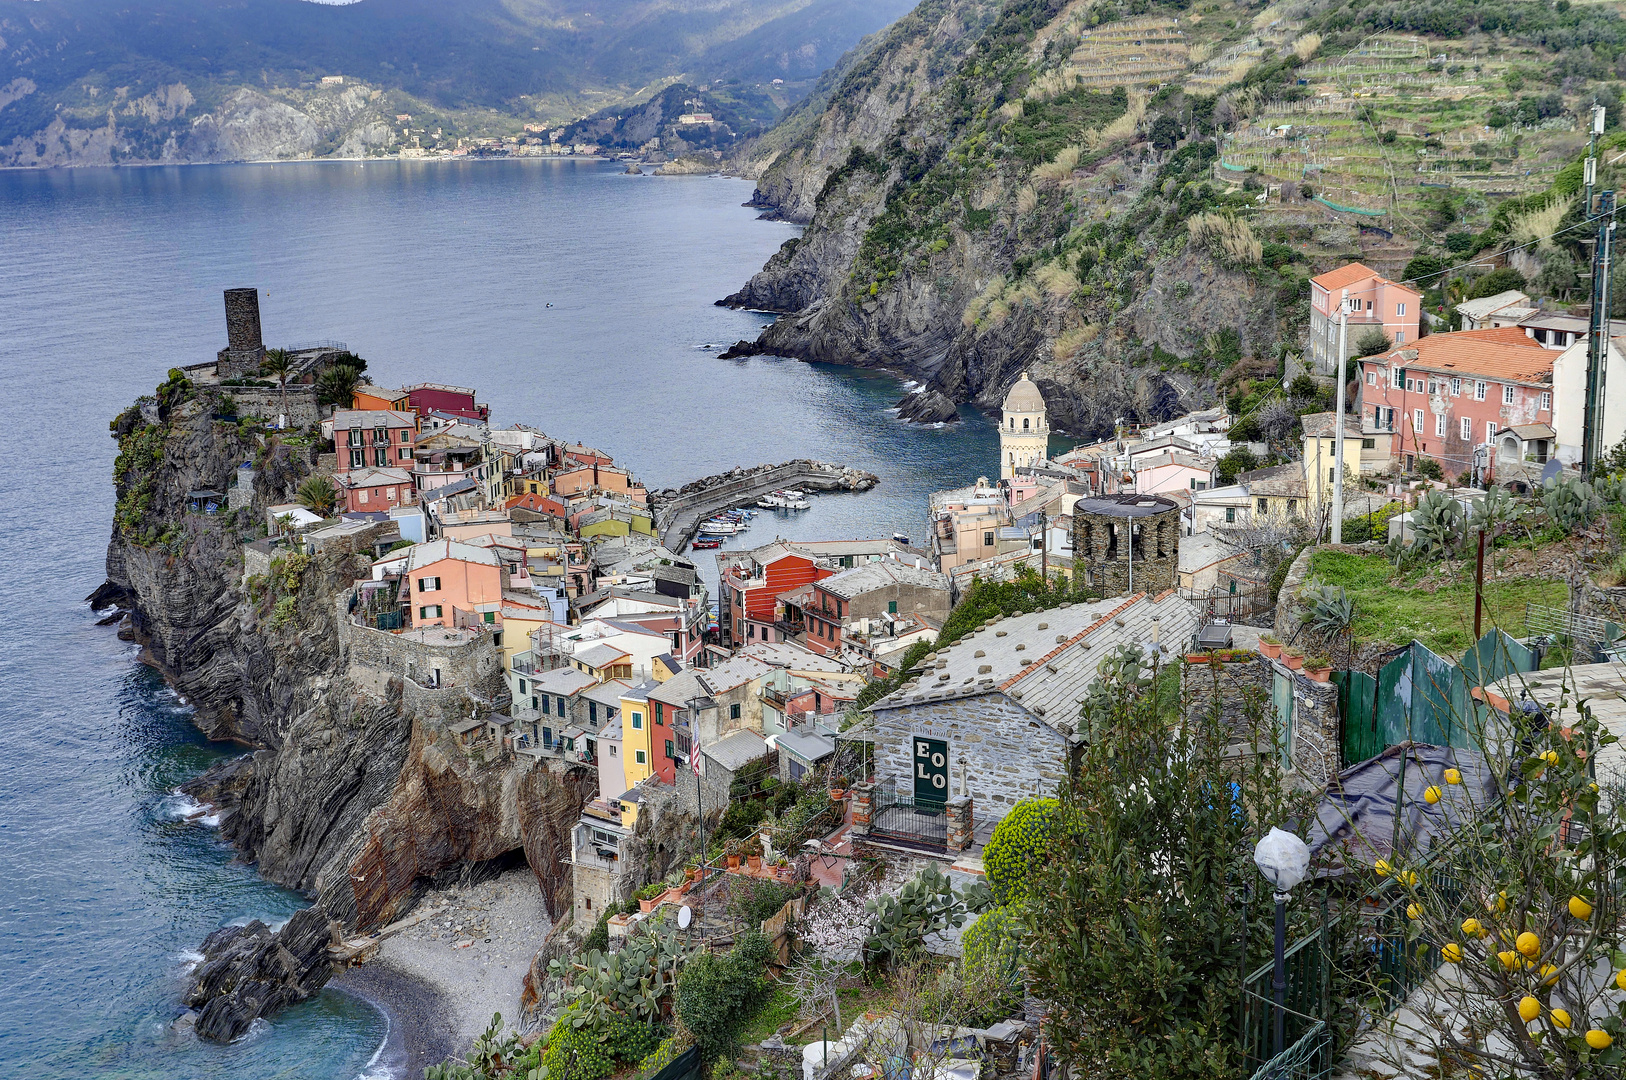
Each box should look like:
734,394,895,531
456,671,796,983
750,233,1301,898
870,786,948,851
1334,670,1379,767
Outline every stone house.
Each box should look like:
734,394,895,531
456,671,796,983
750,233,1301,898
851,591,1200,824
804,560,952,656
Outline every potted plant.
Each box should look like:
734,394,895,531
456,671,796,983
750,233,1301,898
1258,633,1282,659
1303,655,1333,682
747,854,763,872
1281,646,1304,671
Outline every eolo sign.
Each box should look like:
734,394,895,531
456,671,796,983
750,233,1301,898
913,738,948,806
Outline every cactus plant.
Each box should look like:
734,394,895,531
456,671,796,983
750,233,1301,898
1410,489,1466,558
863,863,979,968
545,922,688,1031
1543,475,1602,535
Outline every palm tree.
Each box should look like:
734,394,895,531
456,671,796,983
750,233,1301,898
296,475,339,517
259,348,292,427
316,363,363,411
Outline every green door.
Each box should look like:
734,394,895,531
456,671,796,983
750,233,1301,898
913,738,949,806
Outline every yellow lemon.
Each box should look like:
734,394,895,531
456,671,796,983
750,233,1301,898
1518,995,1541,1022
1517,932,1542,958
1407,903,1424,920
1442,943,1463,963
1374,859,1392,876
1540,963,1560,986
1491,892,1509,913
1462,917,1484,938
1615,967,1626,990
1570,896,1594,920
1424,785,1443,804
1401,871,1420,887
1551,1009,1572,1029
1444,767,1462,785
1592,782,1601,793
1542,749,1560,765
1586,1029,1613,1050
1497,950,1519,971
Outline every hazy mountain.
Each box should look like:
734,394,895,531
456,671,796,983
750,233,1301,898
0,0,914,165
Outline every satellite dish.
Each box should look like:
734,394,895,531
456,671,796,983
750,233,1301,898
677,905,693,929
1540,458,1563,487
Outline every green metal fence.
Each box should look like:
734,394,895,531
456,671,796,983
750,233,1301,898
1246,1021,1333,1080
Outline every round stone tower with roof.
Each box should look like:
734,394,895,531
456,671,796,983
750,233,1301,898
999,372,1049,480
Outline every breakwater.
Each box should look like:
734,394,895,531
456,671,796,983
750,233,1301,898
652,459,878,550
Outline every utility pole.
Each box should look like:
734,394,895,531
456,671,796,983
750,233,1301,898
1584,103,1615,475
1474,529,1486,640
1332,288,1350,544
1040,508,1048,583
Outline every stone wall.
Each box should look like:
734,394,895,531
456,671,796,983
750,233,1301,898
868,691,1069,818
230,386,321,429
218,287,266,376
337,593,504,699
1286,668,1339,788
1182,654,1339,788
1072,503,1180,597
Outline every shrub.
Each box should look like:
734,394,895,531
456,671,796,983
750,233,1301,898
1354,327,1392,356
729,878,801,927
984,798,1059,905
1466,267,1527,300
1215,446,1259,484
426,1013,543,1080
674,932,771,1060
543,1008,617,1080
1415,456,1444,481
962,906,1024,1022
584,911,610,953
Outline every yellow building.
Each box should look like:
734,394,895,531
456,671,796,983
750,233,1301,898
577,505,655,539
1300,411,1364,511
999,372,1049,481
618,682,655,787
497,608,556,673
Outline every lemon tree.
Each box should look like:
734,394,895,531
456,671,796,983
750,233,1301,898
1360,678,1626,1079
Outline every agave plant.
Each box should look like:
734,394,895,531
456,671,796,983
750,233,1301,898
1303,583,1357,661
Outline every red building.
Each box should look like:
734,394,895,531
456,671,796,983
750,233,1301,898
718,542,835,647
330,410,418,474
1357,327,1554,479
337,467,415,513
403,381,490,421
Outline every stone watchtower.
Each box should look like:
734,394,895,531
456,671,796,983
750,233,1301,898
1072,494,1181,597
999,372,1049,481
216,287,267,377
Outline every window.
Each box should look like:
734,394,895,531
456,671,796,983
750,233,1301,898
358,489,368,504
1503,384,1517,405
556,696,566,716
1487,421,1497,443
887,600,898,614
730,703,741,720
373,427,388,445
1396,302,1406,316
1406,379,1415,392
1540,391,1552,411
1395,331,1405,343
1461,417,1472,441
518,679,527,695
374,447,388,467
1023,417,1030,430
418,604,442,619
1414,408,1424,432
482,611,495,624
610,745,616,756
665,740,674,761
349,449,365,468
401,429,411,442
1366,371,1376,385
1225,507,1236,523
1474,381,1487,401
1435,415,1445,437
632,712,642,729
1451,378,1461,396
1328,466,1335,483
1257,498,1269,512
1362,437,1376,450
635,750,646,764
417,577,440,592
492,632,502,649
347,430,362,447
983,531,994,546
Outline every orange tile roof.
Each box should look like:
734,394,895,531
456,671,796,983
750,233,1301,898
1378,326,1553,383
1312,262,1380,292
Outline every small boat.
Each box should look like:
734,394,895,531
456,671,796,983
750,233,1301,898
757,494,786,509
780,494,811,510
691,537,723,549
700,520,743,534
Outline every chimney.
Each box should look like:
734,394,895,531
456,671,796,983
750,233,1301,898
218,287,267,377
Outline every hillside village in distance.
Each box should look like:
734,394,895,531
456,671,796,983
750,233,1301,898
147,271,1626,1080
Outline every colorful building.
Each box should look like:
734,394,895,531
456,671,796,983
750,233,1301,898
719,542,836,648
1308,263,1423,374
352,384,413,413
406,539,503,628
403,381,489,421
1358,327,1553,479
330,410,418,473
336,466,416,513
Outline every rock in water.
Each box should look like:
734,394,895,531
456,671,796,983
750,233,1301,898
895,389,960,424
184,907,335,1042
717,339,758,360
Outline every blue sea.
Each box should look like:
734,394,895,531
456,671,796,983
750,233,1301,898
0,158,1001,1078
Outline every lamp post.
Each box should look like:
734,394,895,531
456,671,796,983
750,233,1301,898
1253,827,1312,1061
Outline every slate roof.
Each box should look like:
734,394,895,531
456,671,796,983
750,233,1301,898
777,728,836,764
407,538,500,571
1299,411,1363,439
580,680,629,710
528,667,597,697
738,641,850,673
816,560,949,600
703,728,768,772
1238,463,1307,498
1454,289,1530,321
575,643,632,670
873,591,1200,727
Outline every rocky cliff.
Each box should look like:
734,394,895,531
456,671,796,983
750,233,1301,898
722,0,1317,437
94,373,591,1041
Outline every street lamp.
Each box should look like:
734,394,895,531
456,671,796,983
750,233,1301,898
1253,827,1312,1060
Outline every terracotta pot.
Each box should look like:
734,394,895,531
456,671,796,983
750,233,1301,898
1305,666,1332,683
685,866,700,881
640,897,658,913
1184,653,1211,664
1282,653,1304,671
727,855,740,869
1258,640,1282,659
747,855,762,871
829,789,847,801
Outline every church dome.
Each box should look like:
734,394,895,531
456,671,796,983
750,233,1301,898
1002,372,1045,414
